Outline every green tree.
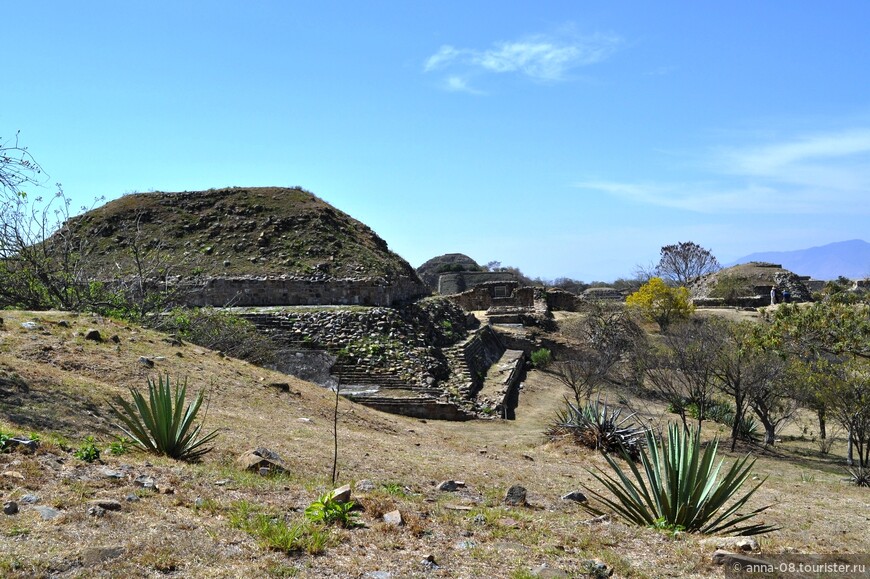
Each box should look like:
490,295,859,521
765,301,870,463
626,277,694,332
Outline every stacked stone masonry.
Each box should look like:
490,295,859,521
186,275,426,308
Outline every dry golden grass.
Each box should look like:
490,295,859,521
0,309,867,578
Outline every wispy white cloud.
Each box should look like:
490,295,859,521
576,128,870,215
424,31,622,90
443,75,484,95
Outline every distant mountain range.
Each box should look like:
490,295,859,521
729,239,870,280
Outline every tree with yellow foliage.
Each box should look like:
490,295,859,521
626,277,694,331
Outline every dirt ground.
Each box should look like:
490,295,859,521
1,309,868,578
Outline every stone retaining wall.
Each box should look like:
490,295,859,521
438,272,517,295
447,282,534,311
185,275,426,307
237,299,471,385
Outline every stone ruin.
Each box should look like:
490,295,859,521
691,262,813,307
240,297,529,421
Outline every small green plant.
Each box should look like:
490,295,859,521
652,517,686,536
0,428,12,451
108,436,133,456
5,526,31,538
381,482,407,497
582,423,777,536
74,436,101,462
799,471,816,483
108,374,219,462
229,501,332,555
530,348,552,369
304,492,359,528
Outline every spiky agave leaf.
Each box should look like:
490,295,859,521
108,374,219,461
581,423,778,536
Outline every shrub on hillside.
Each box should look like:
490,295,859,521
162,307,277,366
626,277,694,331
530,348,552,369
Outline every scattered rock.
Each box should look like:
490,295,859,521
133,475,157,491
330,484,352,504
355,479,376,492
711,549,769,569
504,485,527,506
84,329,103,342
582,514,610,525
81,547,125,566
125,494,140,503
455,540,476,550
20,494,39,505
580,560,613,578
20,321,40,331
138,356,155,368
89,499,122,511
3,436,39,453
34,506,62,520
236,447,288,474
56,320,69,328
266,382,290,392
436,480,465,492
101,468,124,479
297,417,313,423
3,501,19,515
383,509,404,526
110,334,121,344
87,505,106,518
420,554,438,570
561,490,587,503
2,470,25,480
701,536,759,552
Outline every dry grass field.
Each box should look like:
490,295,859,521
1,309,868,578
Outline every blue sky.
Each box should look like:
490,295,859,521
5,1,870,281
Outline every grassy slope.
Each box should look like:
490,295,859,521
0,309,868,578
63,187,420,280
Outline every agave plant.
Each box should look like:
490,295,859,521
846,466,870,487
108,374,219,461
582,423,777,536
549,396,647,460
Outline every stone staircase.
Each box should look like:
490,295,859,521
442,325,505,399
476,349,526,420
